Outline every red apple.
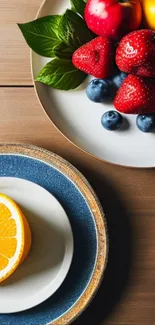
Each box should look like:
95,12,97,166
85,0,142,40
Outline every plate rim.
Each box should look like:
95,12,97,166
0,143,108,325
30,0,154,170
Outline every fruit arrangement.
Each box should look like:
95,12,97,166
19,0,155,132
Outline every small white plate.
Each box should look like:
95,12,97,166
31,0,155,168
0,177,73,314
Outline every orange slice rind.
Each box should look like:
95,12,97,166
0,193,31,283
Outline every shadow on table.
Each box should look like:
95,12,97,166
72,165,133,325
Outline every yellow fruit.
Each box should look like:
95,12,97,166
141,0,155,30
0,194,31,283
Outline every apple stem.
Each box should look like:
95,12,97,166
119,0,128,2
153,35,155,42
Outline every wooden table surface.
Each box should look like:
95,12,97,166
1,1,155,324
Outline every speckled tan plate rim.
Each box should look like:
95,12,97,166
0,143,108,325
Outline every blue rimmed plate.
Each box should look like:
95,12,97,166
0,143,107,325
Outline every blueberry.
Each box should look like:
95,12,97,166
113,72,128,89
86,79,112,103
101,110,123,131
136,113,155,133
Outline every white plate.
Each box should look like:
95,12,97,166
31,0,155,168
0,177,73,314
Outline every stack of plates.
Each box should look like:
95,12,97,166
0,144,107,325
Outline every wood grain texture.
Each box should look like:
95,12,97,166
0,88,155,325
0,0,42,85
1,0,155,324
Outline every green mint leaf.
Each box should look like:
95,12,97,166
53,43,73,60
58,9,94,50
36,58,87,90
83,0,87,3
18,15,62,58
70,0,86,17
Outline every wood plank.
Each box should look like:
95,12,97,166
0,0,42,85
0,87,69,149
1,87,155,324
0,87,97,159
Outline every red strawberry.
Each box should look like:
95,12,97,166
116,29,155,78
114,74,155,114
72,36,116,79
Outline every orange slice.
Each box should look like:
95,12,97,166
0,193,31,283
